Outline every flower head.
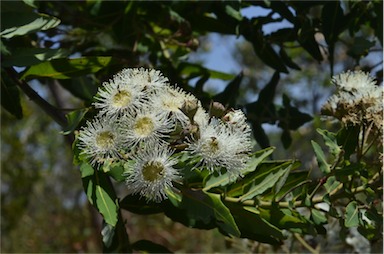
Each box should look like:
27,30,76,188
119,106,175,148
123,142,179,202
332,70,377,92
77,116,122,165
322,70,383,131
93,71,146,117
151,86,198,127
187,118,251,175
122,68,169,94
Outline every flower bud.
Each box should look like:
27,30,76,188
209,101,226,118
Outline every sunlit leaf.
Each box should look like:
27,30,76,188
82,170,119,226
311,209,327,225
203,147,275,191
345,201,360,227
240,161,294,201
316,129,341,157
323,176,340,194
311,140,331,174
1,2,60,39
20,57,113,80
80,162,94,178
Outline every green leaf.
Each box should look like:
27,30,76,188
279,48,301,70
252,35,288,73
246,72,280,148
22,0,37,8
132,240,172,253
278,94,313,130
321,1,346,44
177,188,240,237
203,147,275,191
281,129,292,149
2,48,70,67
224,203,285,244
347,36,376,59
212,71,243,108
80,162,94,178
296,17,323,61
264,171,309,201
120,194,162,215
1,2,60,39
20,57,113,80
82,170,119,226
259,206,316,235
105,161,127,182
323,176,340,194
311,209,327,225
101,218,132,253
311,140,331,174
59,76,98,101
345,201,360,227
61,108,89,135
337,125,360,159
178,62,235,81
273,161,292,195
1,69,23,119
240,161,294,201
225,5,243,21
316,129,341,157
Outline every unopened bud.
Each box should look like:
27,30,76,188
209,101,226,118
180,99,199,122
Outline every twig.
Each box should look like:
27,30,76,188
5,67,68,127
293,233,319,254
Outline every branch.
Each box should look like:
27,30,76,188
5,67,68,127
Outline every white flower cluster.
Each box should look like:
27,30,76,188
322,70,383,132
77,68,252,202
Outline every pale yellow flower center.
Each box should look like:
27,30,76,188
142,161,164,181
112,90,132,108
203,137,220,154
134,116,155,137
96,131,115,149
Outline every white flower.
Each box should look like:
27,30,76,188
93,70,146,117
121,67,169,94
223,109,252,134
77,116,123,165
119,106,175,148
151,86,198,127
193,104,210,128
123,142,179,202
322,70,382,129
332,70,376,91
187,118,251,175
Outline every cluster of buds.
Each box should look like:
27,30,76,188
77,68,252,201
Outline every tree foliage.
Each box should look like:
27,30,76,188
1,1,382,253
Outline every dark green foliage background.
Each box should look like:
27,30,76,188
1,1,382,253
